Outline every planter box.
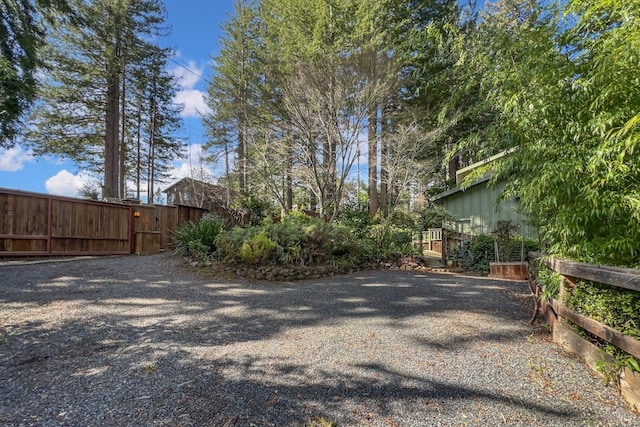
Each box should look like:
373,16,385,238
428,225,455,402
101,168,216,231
490,262,528,280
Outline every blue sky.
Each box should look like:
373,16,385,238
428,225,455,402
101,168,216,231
0,0,236,199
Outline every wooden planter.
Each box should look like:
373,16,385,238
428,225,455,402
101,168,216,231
490,262,528,280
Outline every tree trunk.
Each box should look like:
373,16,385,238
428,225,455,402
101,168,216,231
147,98,156,204
225,142,231,208
135,106,142,200
104,74,120,199
380,97,392,215
368,49,378,216
286,147,293,212
119,70,126,199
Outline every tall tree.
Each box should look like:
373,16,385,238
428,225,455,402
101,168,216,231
205,0,262,196
28,0,173,199
129,45,184,202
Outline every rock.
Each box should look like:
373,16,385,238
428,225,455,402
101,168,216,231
190,261,199,267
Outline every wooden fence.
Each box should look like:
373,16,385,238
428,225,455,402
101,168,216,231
0,188,205,257
532,256,640,411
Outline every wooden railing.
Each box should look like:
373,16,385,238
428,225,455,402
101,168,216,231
424,228,442,242
532,256,640,411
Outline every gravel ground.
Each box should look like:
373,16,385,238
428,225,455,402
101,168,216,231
1,253,638,427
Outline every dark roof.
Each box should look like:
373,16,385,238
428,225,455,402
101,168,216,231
432,176,491,201
162,177,220,193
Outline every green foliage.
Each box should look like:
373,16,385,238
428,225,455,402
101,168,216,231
368,222,416,259
562,277,640,374
415,204,455,230
238,194,274,226
466,234,495,271
214,226,254,261
266,220,306,250
336,204,371,238
173,214,226,259
239,231,278,264
210,209,419,268
0,0,74,144
535,265,561,301
564,280,640,340
440,0,640,267
389,210,416,230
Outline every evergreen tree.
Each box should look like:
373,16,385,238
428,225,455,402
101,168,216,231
27,0,174,199
204,0,262,196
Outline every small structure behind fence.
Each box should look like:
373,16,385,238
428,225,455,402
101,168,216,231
0,188,205,257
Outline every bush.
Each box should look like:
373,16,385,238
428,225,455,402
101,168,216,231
389,210,417,230
266,220,306,249
239,231,278,264
336,205,371,238
214,226,254,261
467,234,495,271
368,222,416,259
205,210,421,269
565,280,640,339
174,214,226,258
564,279,640,373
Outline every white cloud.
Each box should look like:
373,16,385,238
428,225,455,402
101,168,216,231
169,59,212,118
45,169,92,197
0,145,34,172
160,143,216,188
171,60,204,90
175,89,212,118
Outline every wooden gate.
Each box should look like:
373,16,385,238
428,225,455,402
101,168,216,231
0,189,132,256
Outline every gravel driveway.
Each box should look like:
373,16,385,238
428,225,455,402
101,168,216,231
1,253,637,426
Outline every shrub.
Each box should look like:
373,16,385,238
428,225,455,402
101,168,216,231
336,205,371,238
368,222,416,259
304,220,335,263
173,214,226,258
389,210,417,230
266,220,306,249
214,226,255,261
565,280,640,339
564,279,640,373
237,194,274,226
239,231,278,264
467,234,495,271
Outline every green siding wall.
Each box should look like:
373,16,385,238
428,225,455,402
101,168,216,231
438,181,537,240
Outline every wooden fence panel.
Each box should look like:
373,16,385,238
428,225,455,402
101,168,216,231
0,191,49,253
49,198,131,255
1,189,208,257
0,189,131,256
155,205,178,250
537,256,640,411
131,205,160,255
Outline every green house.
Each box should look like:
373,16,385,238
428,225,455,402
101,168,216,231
433,152,537,240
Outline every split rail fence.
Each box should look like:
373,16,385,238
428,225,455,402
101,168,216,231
0,189,205,257
532,256,640,412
